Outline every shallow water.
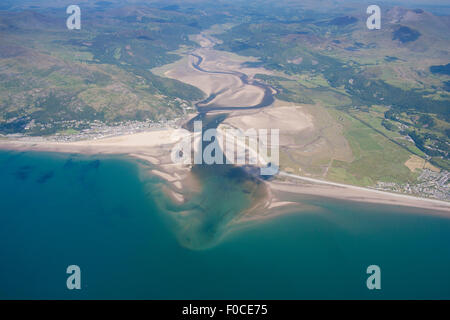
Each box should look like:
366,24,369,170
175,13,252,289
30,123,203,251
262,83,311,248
152,163,266,250
1,151,449,299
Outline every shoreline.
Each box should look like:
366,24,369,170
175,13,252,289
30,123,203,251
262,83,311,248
1,133,450,214
279,171,450,207
272,173,450,214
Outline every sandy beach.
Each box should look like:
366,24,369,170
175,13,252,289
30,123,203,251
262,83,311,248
1,130,450,216
0,129,185,154
0,129,194,204
272,173,450,214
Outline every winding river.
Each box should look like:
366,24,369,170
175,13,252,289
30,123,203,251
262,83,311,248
191,53,277,113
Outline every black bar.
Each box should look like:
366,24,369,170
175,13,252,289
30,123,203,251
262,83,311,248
1,300,449,318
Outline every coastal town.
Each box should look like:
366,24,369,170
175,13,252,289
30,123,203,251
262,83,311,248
376,169,450,201
0,118,183,143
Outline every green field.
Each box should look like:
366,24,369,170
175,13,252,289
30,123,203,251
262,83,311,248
327,110,420,186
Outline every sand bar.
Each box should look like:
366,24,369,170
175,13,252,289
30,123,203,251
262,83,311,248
272,172,450,214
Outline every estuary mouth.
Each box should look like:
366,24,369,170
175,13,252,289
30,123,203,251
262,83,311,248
153,163,269,250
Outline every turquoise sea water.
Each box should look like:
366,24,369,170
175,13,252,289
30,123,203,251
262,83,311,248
0,150,450,299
